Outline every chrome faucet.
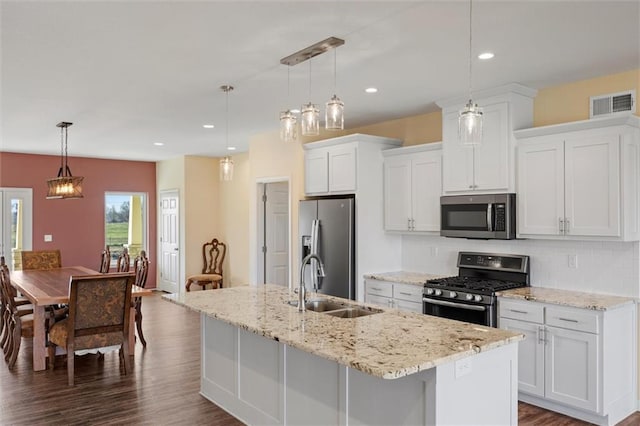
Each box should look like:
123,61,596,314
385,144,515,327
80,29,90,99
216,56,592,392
298,253,326,312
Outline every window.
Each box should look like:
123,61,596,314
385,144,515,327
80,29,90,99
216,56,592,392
0,188,33,270
105,192,147,265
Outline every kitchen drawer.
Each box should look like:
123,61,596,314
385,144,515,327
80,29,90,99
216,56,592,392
393,283,423,303
366,293,392,308
394,299,423,313
499,299,544,324
546,306,599,334
364,280,393,298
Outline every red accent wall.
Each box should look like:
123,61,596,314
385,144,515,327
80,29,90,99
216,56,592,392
0,152,157,288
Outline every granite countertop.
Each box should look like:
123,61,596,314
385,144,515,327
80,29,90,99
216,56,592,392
363,271,451,286
164,284,523,380
498,287,636,311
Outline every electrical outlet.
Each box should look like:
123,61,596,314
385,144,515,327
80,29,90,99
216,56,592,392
44,234,53,242
455,357,472,378
568,254,578,269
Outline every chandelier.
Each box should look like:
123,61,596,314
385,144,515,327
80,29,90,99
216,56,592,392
459,0,483,146
46,122,84,199
220,85,234,182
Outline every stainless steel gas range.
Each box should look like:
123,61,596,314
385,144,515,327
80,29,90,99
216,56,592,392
423,252,530,327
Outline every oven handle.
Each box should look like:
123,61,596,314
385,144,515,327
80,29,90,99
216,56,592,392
423,297,487,312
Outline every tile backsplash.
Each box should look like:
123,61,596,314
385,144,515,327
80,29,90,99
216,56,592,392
401,235,640,298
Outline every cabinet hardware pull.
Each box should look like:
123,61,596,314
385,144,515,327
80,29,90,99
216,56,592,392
468,185,473,189
411,219,415,230
370,287,382,291
538,326,547,344
559,218,565,234
407,218,411,230
565,218,570,234
557,317,579,323
398,292,412,296
509,309,528,314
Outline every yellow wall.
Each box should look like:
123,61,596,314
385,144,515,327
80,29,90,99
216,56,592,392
534,69,640,126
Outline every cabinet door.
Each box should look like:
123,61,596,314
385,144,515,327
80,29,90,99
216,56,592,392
383,155,412,231
394,299,423,313
411,151,441,232
500,318,545,397
328,145,357,193
473,102,510,191
305,149,329,194
366,293,393,308
564,134,620,237
545,326,599,412
517,138,565,236
442,111,474,192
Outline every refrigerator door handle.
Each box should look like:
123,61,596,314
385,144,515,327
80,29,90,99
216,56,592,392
311,219,320,291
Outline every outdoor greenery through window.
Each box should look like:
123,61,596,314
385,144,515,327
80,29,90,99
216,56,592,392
105,192,147,265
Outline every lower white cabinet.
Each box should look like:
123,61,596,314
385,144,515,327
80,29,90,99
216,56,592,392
365,279,423,313
498,298,636,425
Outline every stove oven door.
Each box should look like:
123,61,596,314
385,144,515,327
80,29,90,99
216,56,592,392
422,297,495,327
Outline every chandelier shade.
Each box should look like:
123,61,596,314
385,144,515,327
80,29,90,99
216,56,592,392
301,102,320,136
325,94,344,131
220,85,234,181
280,110,297,142
46,122,84,199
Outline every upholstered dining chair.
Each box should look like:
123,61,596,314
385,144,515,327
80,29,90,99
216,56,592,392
132,251,149,347
48,272,135,386
99,246,111,273
116,248,130,272
185,238,226,292
20,250,62,270
0,257,33,356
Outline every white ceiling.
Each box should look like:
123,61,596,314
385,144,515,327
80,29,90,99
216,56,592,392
1,1,639,162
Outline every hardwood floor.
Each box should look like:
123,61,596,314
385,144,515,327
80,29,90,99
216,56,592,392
1,292,639,425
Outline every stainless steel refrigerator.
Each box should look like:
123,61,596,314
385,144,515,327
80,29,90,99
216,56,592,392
299,196,355,300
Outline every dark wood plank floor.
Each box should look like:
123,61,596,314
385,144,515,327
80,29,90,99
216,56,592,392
1,292,638,425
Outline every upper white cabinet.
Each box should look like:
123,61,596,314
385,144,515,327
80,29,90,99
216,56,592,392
303,134,401,195
382,143,442,233
436,84,537,195
516,115,640,241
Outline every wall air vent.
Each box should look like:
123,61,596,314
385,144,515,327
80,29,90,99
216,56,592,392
590,90,635,118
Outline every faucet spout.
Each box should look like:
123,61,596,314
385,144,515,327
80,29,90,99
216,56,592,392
298,253,325,312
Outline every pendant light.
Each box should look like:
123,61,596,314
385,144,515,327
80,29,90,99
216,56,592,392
46,122,84,199
301,59,319,136
325,49,344,130
220,85,234,182
459,0,483,146
280,67,297,142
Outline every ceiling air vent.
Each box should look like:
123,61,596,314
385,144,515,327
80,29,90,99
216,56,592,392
590,90,635,118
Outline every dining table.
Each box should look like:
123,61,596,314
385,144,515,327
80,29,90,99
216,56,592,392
10,266,153,371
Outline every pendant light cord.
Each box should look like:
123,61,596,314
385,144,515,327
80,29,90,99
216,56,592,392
468,0,473,100
333,49,337,93
225,87,229,150
308,59,312,99
59,126,65,173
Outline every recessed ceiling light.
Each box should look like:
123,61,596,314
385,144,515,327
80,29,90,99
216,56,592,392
203,124,215,128
153,142,164,146
478,52,495,60
227,146,236,151
365,87,378,93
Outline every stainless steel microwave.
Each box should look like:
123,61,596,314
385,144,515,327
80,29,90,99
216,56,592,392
440,193,516,239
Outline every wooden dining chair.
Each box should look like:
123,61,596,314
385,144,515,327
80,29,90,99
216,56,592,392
0,264,46,369
47,272,135,386
99,246,111,273
185,238,226,292
116,248,130,272
132,251,150,347
20,250,62,270
0,257,33,359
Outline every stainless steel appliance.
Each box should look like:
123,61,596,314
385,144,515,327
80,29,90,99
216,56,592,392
299,196,355,300
440,193,516,239
423,252,529,327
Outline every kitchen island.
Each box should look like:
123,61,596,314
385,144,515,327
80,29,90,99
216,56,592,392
164,285,523,425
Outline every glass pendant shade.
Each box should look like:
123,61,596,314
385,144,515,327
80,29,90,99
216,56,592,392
458,99,483,145
220,156,234,181
301,102,319,136
325,94,344,130
280,110,297,142
46,121,84,199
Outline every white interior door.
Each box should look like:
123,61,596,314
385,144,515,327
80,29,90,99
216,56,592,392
263,182,289,286
0,188,33,270
159,191,180,293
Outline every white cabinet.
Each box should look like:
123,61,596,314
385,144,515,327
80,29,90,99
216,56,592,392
304,143,357,195
516,116,640,240
383,144,441,233
498,297,637,425
436,84,536,195
364,279,423,313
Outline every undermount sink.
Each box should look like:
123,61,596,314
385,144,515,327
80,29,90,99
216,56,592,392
286,298,382,318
